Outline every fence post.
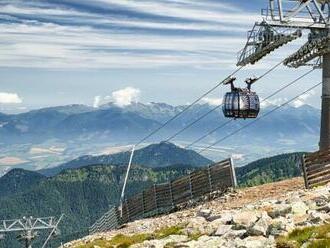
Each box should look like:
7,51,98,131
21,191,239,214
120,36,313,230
188,172,194,199
229,158,238,188
301,154,309,189
125,198,130,222
153,184,158,214
142,191,146,217
169,181,175,208
207,164,213,193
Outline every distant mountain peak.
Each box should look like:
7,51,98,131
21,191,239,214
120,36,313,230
39,142,212,176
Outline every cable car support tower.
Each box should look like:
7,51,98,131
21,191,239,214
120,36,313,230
0,215,63,248
238,0,330,151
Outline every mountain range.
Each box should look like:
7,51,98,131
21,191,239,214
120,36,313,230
0,101,320,173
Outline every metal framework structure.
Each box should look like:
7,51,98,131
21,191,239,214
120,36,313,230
0,215,63,248
238,0,330,151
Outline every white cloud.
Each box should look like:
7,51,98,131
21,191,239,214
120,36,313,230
93,95,101,108
0,92,23,104
0,1,257,69
232,153,244,160
202,97,223,106
292,90,316,108
112,87,141,107
260,97,288,108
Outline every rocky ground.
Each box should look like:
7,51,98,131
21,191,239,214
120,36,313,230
63,177,330,248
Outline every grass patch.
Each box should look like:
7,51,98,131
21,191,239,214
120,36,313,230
187,231,202,241
74,225,185,248
276,224,330,248
154,225,184,239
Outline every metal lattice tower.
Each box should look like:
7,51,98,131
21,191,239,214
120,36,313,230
0,215,63,248
238,0,330,150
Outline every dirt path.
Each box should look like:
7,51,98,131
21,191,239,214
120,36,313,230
218,177,304,210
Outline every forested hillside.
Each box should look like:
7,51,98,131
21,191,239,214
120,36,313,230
0,164,193,247
0,151,306,246
236,152,304,186
39,142,212,176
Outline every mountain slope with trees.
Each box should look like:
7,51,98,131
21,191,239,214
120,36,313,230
0,151,306,246
39,142,212,176
236,152,304,186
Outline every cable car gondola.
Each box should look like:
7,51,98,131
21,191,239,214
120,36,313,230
222,77,260,119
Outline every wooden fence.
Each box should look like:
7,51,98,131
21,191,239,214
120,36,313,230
302,148,330,189
90,158,236,234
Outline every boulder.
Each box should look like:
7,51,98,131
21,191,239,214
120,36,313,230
232,211,258,229
248,212,272,236
266,204,292,218
291,201,308,216
222,229,246,239
197,209,212,219
184,235,226,248
185,216,217,236
316,203,330,213
308,210,330,224
214,225,233,236
268,216,294,236
236,236,275,248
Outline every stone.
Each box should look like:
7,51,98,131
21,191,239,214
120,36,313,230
268,217,291,237
266,204,292,218
312,195,328,207
291,201,308,216
291,214,309,226
214,225,233,236
131,235,188,248
308,210,330,224
197,209,212,219
248,212,272,236
232,211,258,229
184,235,226,248
237,236,275,248
316,203,330,213
222,229,246,239
184,216,217,236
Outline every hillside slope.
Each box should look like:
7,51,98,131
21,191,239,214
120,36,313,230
0,164,193,247
39,142,212,176
236,152,304,186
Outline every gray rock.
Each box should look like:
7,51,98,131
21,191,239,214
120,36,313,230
291,201,308,216
214,225,233,236
316,203,330,213
248,212,272,236
184,235,226,248
222,229,246,239
197,209,212,219
232,211,258,229
236,236,275,248
308,210,330,224
267,204,292,218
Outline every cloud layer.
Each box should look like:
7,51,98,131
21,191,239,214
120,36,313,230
0,92,22,104
112,87,141,107
0,0,259,69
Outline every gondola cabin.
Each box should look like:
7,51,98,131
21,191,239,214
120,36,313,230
222,77,260,119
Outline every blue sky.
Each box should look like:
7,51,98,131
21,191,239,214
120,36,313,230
0,0,322,112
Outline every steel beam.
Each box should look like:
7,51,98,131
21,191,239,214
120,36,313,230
320,52,330,150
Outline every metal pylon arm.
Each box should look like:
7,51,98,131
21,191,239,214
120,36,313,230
237,21,302,66
262,0,330,29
